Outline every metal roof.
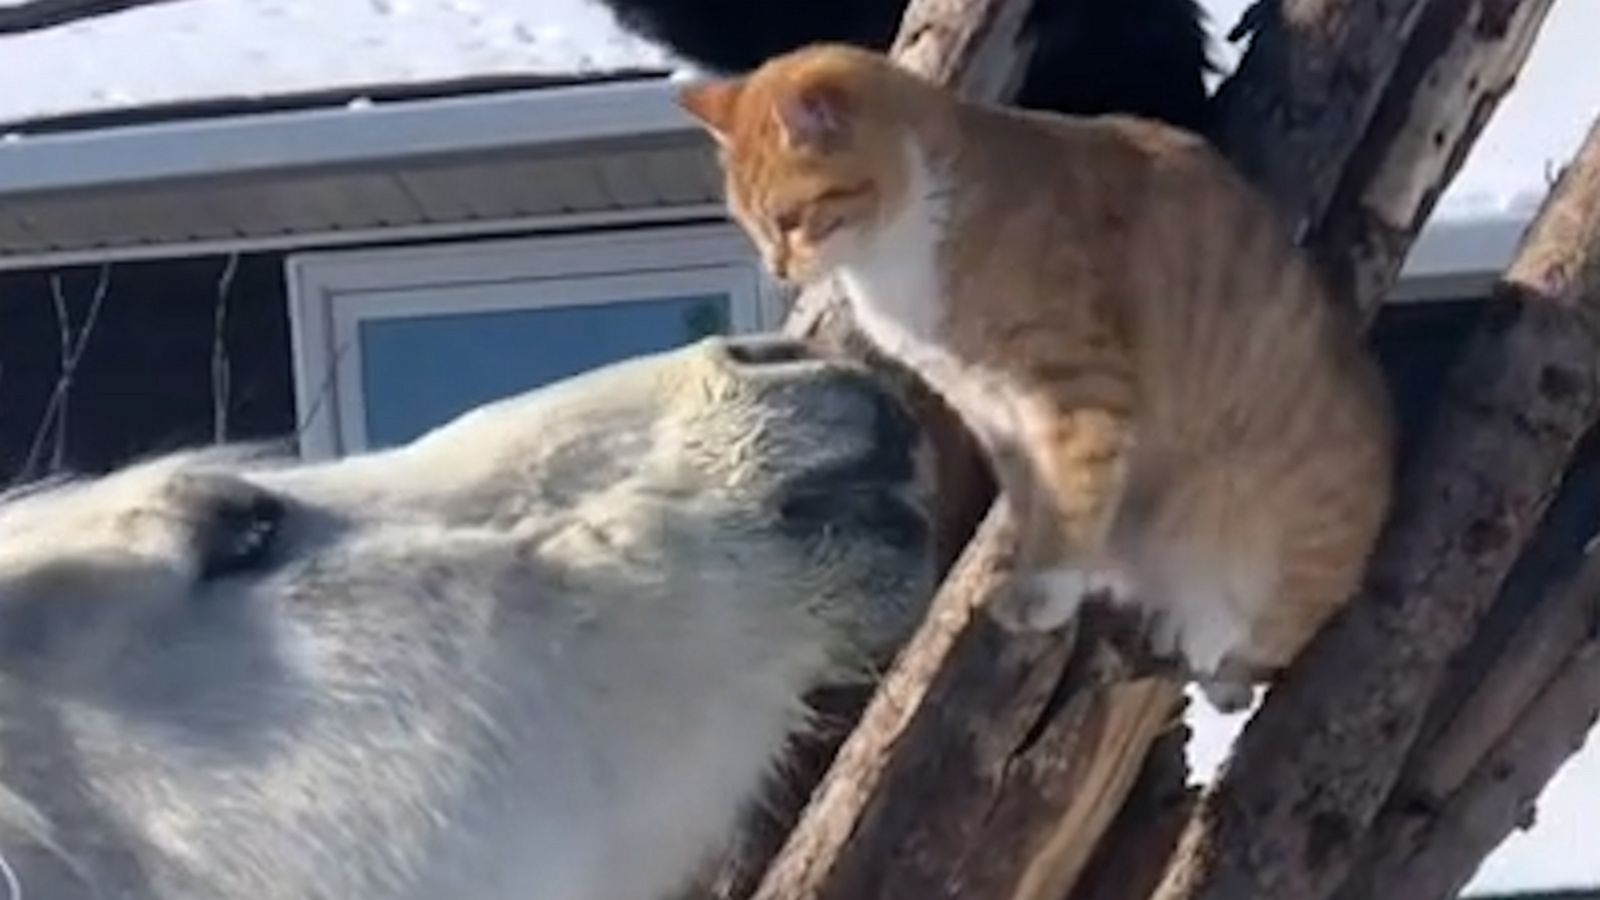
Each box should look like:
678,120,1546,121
0,78,724,269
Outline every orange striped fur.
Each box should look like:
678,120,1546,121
679,44,1394,709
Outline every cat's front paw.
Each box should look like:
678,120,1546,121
990,565,1130,633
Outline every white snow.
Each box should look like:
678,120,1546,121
0,0,675,125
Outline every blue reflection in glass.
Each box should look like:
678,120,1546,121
360,294,730,448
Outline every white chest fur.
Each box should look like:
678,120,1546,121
834,142,947,356
833,144,1018,450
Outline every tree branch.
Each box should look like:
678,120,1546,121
0,0,188,36
1211,0,1558,322
749,508,1184,900
17,264,110,484
211,252,239,445
1378,638,1600,900
1309,0,1560,317
1209,0,1441,235
1151,113,1600,900
1337,549,1600,900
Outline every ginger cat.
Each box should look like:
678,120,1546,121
677,44,1393,710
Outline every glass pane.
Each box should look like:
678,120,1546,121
359,293,730,448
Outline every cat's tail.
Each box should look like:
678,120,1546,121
1011,675,1186,900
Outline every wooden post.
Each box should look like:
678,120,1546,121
1152,113,1600,900
1332,118,1600,900
1306,0,1561,317
1343,554,1600,900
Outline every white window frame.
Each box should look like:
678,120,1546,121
286,223,784,460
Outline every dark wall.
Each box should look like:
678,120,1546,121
0,252,295,483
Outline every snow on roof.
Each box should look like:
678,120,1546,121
0,0,677,128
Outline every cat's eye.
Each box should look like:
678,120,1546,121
774,208,803,233
809,214,843,240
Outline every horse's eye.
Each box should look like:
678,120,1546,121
200,491,283,581
170,474,285,582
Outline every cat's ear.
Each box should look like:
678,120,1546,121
773,82,852,153
678,80,742,144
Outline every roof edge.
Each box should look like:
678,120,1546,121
0,76,693,197
0,69,668,136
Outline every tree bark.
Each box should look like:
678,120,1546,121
0,0,186,35
1069,718,1198,900
1336,551,1600,900
1209,0,1445,236
1372,639,1600,900
1307,0,1560,318
749,508,1184,900
1151,114,1600,900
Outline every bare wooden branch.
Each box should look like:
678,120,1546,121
1410,537,1600,807
211,253,240,444
1069,714,1198,900
47,275,75,472
888,0,1038,103
0,0,186,35
1371,638,1600,900
1308,0,1560,317
17,264,110,484
1151,114,1600,900
1209,0,1436,233
1335,551,1600,900
749,508,1184,900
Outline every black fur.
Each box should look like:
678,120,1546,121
599,0,1213,131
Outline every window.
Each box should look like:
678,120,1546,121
286,224,782,458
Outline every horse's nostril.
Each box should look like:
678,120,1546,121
722,336,818,367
